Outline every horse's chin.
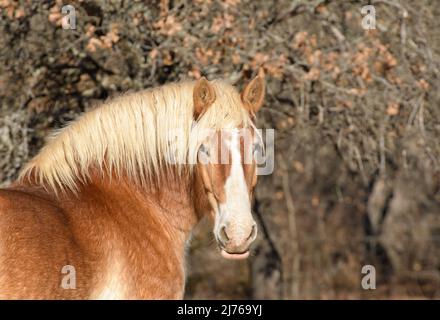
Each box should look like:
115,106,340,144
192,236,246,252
221,250,249,260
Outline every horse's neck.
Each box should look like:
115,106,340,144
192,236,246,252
7,168,209,298
62,171,200,298
75,170,199,238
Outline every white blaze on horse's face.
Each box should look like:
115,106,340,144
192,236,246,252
216,129,257,259
197,128,259,260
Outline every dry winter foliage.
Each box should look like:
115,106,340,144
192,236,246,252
0,0,439,299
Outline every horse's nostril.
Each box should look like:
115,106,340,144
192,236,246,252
247,224,257,241
220,225,229,242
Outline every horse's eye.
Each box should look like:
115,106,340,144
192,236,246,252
199,144,210,156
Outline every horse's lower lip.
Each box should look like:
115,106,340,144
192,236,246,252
221,250,250,260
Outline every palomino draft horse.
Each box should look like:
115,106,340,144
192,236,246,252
0,69,265,299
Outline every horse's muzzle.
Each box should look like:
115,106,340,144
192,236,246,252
216,223,257,260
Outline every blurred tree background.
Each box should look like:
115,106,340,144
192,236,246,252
0,0,439,299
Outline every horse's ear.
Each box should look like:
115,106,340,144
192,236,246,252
193,77,216,119
241,67,265,114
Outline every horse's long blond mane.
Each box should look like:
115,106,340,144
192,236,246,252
19,80,252,193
